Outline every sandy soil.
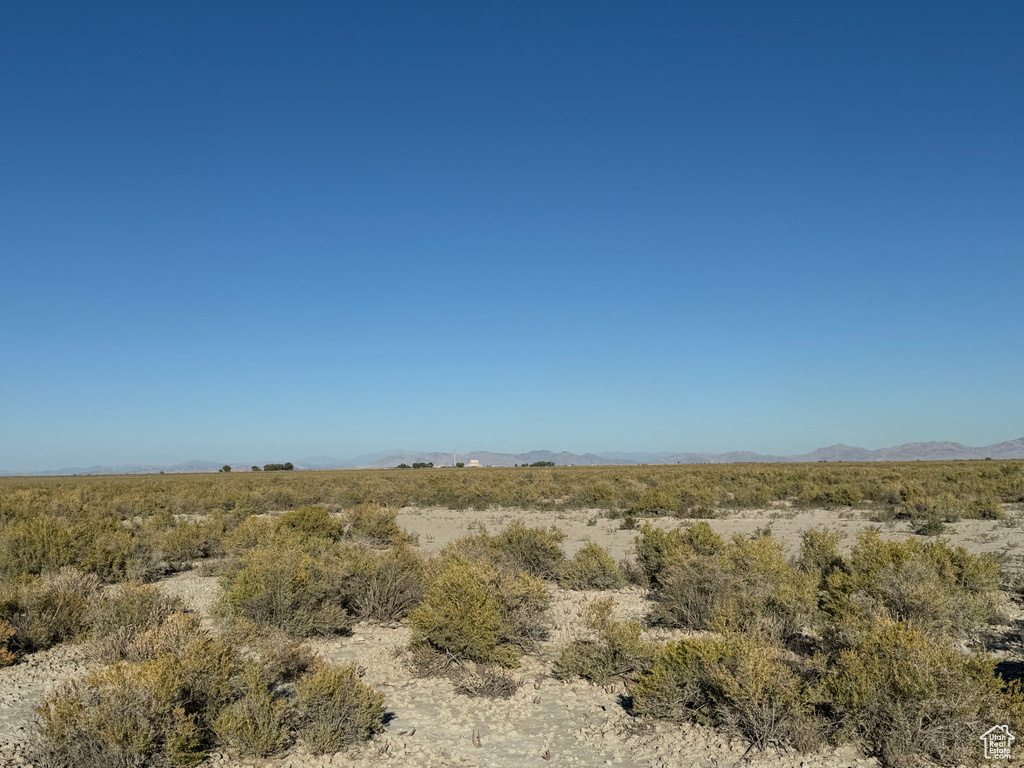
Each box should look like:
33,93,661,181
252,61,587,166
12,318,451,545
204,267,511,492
2,505,1022,768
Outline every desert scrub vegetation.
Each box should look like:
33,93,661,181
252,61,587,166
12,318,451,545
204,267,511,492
221,503,411,554
554,598,656,685
2,466,1023,765
217,517,425,634
0,569,180,662
219,547,355,637
558,542,625,589
3,459,1022,526
631,632,823,752
622,523,1019,765
341,502,416,547
629,624,1024,764
816,617,1024,766
632,521,726,588
408,555,550,667
436,520,567,579
35,613,237,767
217,543,425,636
292,660,385,753
820,529,1002,643
34,610,387,766
634,522,1003,648
0,509,158,583
644,527,818,640
451,663,524,698
216,503,424,634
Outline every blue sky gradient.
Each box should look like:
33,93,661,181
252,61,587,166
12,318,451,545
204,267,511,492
2,2,1022,470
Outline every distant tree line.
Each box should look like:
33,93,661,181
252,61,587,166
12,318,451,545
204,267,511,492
515,461,555,467
254,463,294,472
396,462,434,469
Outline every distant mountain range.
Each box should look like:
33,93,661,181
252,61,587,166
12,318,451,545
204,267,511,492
2,437,1023,477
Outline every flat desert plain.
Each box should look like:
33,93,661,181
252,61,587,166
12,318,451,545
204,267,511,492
3,505,1022,768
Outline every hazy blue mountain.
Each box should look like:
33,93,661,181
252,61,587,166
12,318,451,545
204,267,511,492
2,438,1022,476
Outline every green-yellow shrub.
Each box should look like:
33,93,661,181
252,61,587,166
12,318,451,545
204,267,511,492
345,544,425,622
277,505,344,541
816,617,1023,766
0,568,100,653
160,517,227,567
0,620,16,666
650,534,817,640
35,615,236,768
633,522,724,587
0,513,156,583
795,527,843,587
628,486,681,516
492,521,566,579
293,661,385,754
214,664,291,758
554,598,655,685
36,658,207,768
631,633,821,751
341,503,412,547
438,521,566,580
823,530,1001,642
219,547,352,637
558,542,625,590
88,582,185,663
87,582,183,641
408,557,550,667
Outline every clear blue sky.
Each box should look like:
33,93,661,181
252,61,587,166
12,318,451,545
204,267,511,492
2,2,1022,470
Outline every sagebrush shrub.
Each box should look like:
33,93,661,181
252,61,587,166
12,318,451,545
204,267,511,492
408,558,509,665
222,505,367,556
219,547,352,637
453,663,523,698
159,517,226,568
823,530,1001,642
628,486,681,516
648,556,733,630
221,516,280,555
256,636,319,683
87,582,183,639
492,521,566,578
816,617,1023,766
214,664,291,758
650,533,817,640
68,612,237,760
438,521,566,580
293,661,385,754
88,582,184,663
277,505,344,541
968,497,1005,520
36,660,204,768
0,619,16,666
795,527,843,587
408,557,550,667
345,544,424,622
0,513,156,583
554,598,655,685
494,565,551,649
633,522,724,587
342,503,412,547
630,633,821,752
0,568,100,653
558,543,625,590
